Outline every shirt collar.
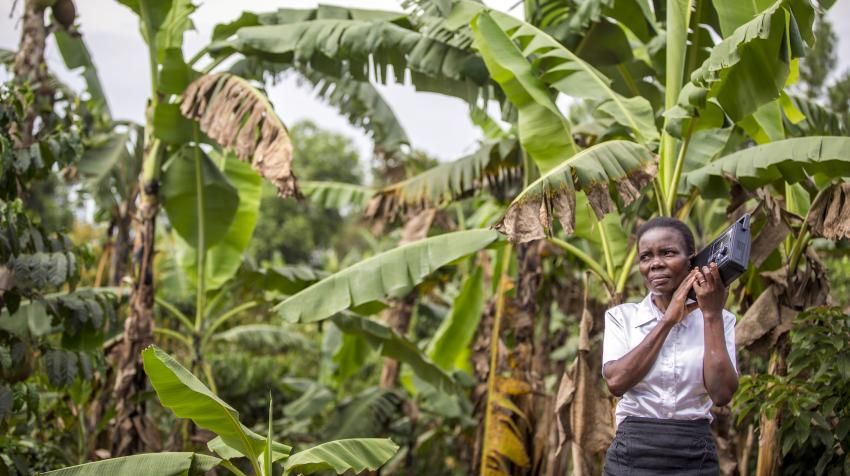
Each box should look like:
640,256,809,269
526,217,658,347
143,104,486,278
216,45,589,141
636,293,696,329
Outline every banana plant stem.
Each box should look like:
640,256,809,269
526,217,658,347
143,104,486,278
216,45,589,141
596,216,616,279
155,296,195,331
203,301,260,345
153,328,193,350
665,119,697,213
194,126,207,332
480,245,512,475
615,243,638,295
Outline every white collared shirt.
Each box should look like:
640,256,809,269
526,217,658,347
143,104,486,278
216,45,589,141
602,293,738,426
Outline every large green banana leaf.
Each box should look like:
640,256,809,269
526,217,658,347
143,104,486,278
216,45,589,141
331,313,459,394
495,140,657,243
42,453,220,476
177,152,263,291
426,267,485,372
161,147,239,250
283,438,399,475
213,6,490,104
471,11,578,174
274,229,501,323
141,346,285,463
366,138,521,220
671,0,814,129
461,3,658,148
53,29,109,115
684,137,850,198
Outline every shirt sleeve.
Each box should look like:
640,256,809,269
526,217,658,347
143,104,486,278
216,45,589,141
602,308,628,373
723,310,738,375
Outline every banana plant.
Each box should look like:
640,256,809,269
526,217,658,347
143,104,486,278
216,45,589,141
43,346,398,476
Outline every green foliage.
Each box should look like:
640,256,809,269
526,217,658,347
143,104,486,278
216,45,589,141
684,136,850,198
283,438,399,475
212,4,491,103
735,307,850,475
161,147,240,251
274,229,500,324
331,313,460,394
142,345,275,462
41,453,221,476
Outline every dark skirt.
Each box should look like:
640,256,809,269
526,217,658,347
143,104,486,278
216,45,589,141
603,416,719,476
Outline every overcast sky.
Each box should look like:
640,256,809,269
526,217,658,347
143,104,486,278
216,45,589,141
2,0,848,163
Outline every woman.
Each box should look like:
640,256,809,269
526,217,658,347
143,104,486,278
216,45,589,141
602,217,739,475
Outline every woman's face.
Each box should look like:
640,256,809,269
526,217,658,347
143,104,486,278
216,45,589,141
638,227,691,296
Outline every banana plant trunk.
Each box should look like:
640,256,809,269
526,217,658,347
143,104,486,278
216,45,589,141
755,335,789,476
109,133,162,455
109,200,135,286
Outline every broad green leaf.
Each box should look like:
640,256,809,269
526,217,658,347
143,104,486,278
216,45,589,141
331,313,459,394
426,267,485,372
159,47,199,95
462,4,659,147
738,99,785,144
207,436,291,463
178,153,262,290
683,0,814,122
54,29,109,115
301,181,374,212
283,438,399,475
471,12,577,173
153,103,194,145
42,453,220,476
495,140,657,243
217,8,489,104
684,137,850,198
712,0,784,38
141,346,267,461
161,148,239,250
274,229,500,323
366,138,520,220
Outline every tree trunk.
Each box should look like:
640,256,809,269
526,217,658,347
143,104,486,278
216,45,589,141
108,201,135,286
109,174,161,455
12,0,48,149
755,335,788,476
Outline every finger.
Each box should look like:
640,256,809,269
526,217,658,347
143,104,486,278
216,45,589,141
710,262,723,289
697,267,708,288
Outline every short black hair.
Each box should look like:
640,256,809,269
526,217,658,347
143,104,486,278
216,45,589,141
636,217,695,256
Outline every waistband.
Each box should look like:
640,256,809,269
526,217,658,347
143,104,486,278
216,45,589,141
619,416,712,435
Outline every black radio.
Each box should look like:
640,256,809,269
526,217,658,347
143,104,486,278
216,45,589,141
688,213,751,300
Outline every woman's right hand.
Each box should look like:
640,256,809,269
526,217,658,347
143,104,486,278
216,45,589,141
662,269,700,326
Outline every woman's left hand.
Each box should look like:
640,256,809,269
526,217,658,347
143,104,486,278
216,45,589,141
693,262,727,316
